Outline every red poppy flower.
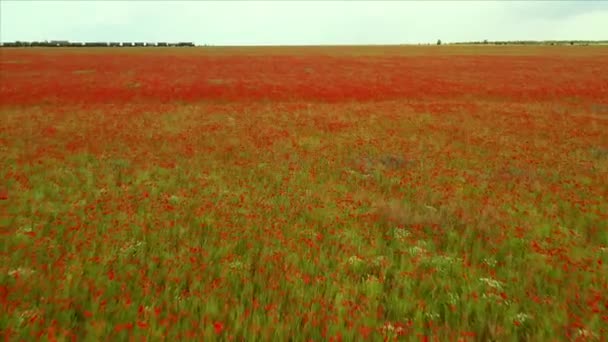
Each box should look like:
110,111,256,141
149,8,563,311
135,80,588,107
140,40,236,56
213,322,224,334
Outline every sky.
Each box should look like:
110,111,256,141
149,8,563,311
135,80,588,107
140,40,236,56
1,1,607,45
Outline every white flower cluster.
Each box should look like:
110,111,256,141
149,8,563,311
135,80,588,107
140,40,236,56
16,225,33,235
228,260,244,270
479,277,504,291
301,229,318,240
483,257,497,268
381,322,405,335
513,312,531,325
447,293,459,305
576,328,598,340
408,241,429,256
17,309,40,326
424,311,440,320
8,267,35,278
393,227,411,241
120,240,145,256
481,293,511,306
347,255,364,266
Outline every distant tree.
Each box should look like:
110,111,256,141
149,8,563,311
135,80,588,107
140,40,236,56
570,41,574,45
483,39,488,45
436,39,442,45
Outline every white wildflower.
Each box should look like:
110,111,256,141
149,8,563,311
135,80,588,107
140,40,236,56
447,293,459,305
513,312,531,325
382,322,395,332
424,311,440,320
229,260,244,270
424,205,438,212
8,267,35,278
16,226,33,235
301,229,318,239
381,322,405,335
120,240,145,256
576,328,598,339
481,293,511,306
17,309,40,325
479,277,504,290
408,242,427,256
483,257,497,268
393,228,410,241
347,255,364,266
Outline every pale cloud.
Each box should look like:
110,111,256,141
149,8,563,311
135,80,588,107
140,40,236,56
1,1,606,45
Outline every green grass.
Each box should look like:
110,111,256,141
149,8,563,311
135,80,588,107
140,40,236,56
1,98,606,341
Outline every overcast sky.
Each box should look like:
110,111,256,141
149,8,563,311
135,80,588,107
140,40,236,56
1,1,607,45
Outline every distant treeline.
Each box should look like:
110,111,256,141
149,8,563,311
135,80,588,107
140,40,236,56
450,40,608,46
0,40,196,48
3,40,607,48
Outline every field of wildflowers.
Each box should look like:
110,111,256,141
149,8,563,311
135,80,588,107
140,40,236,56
1,45,607,341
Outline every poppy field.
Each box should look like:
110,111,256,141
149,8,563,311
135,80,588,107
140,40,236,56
1,45,607,341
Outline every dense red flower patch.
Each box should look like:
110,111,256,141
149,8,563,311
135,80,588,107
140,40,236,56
1,47,607,105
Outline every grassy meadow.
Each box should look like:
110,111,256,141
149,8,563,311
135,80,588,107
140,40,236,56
1,45,607,341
